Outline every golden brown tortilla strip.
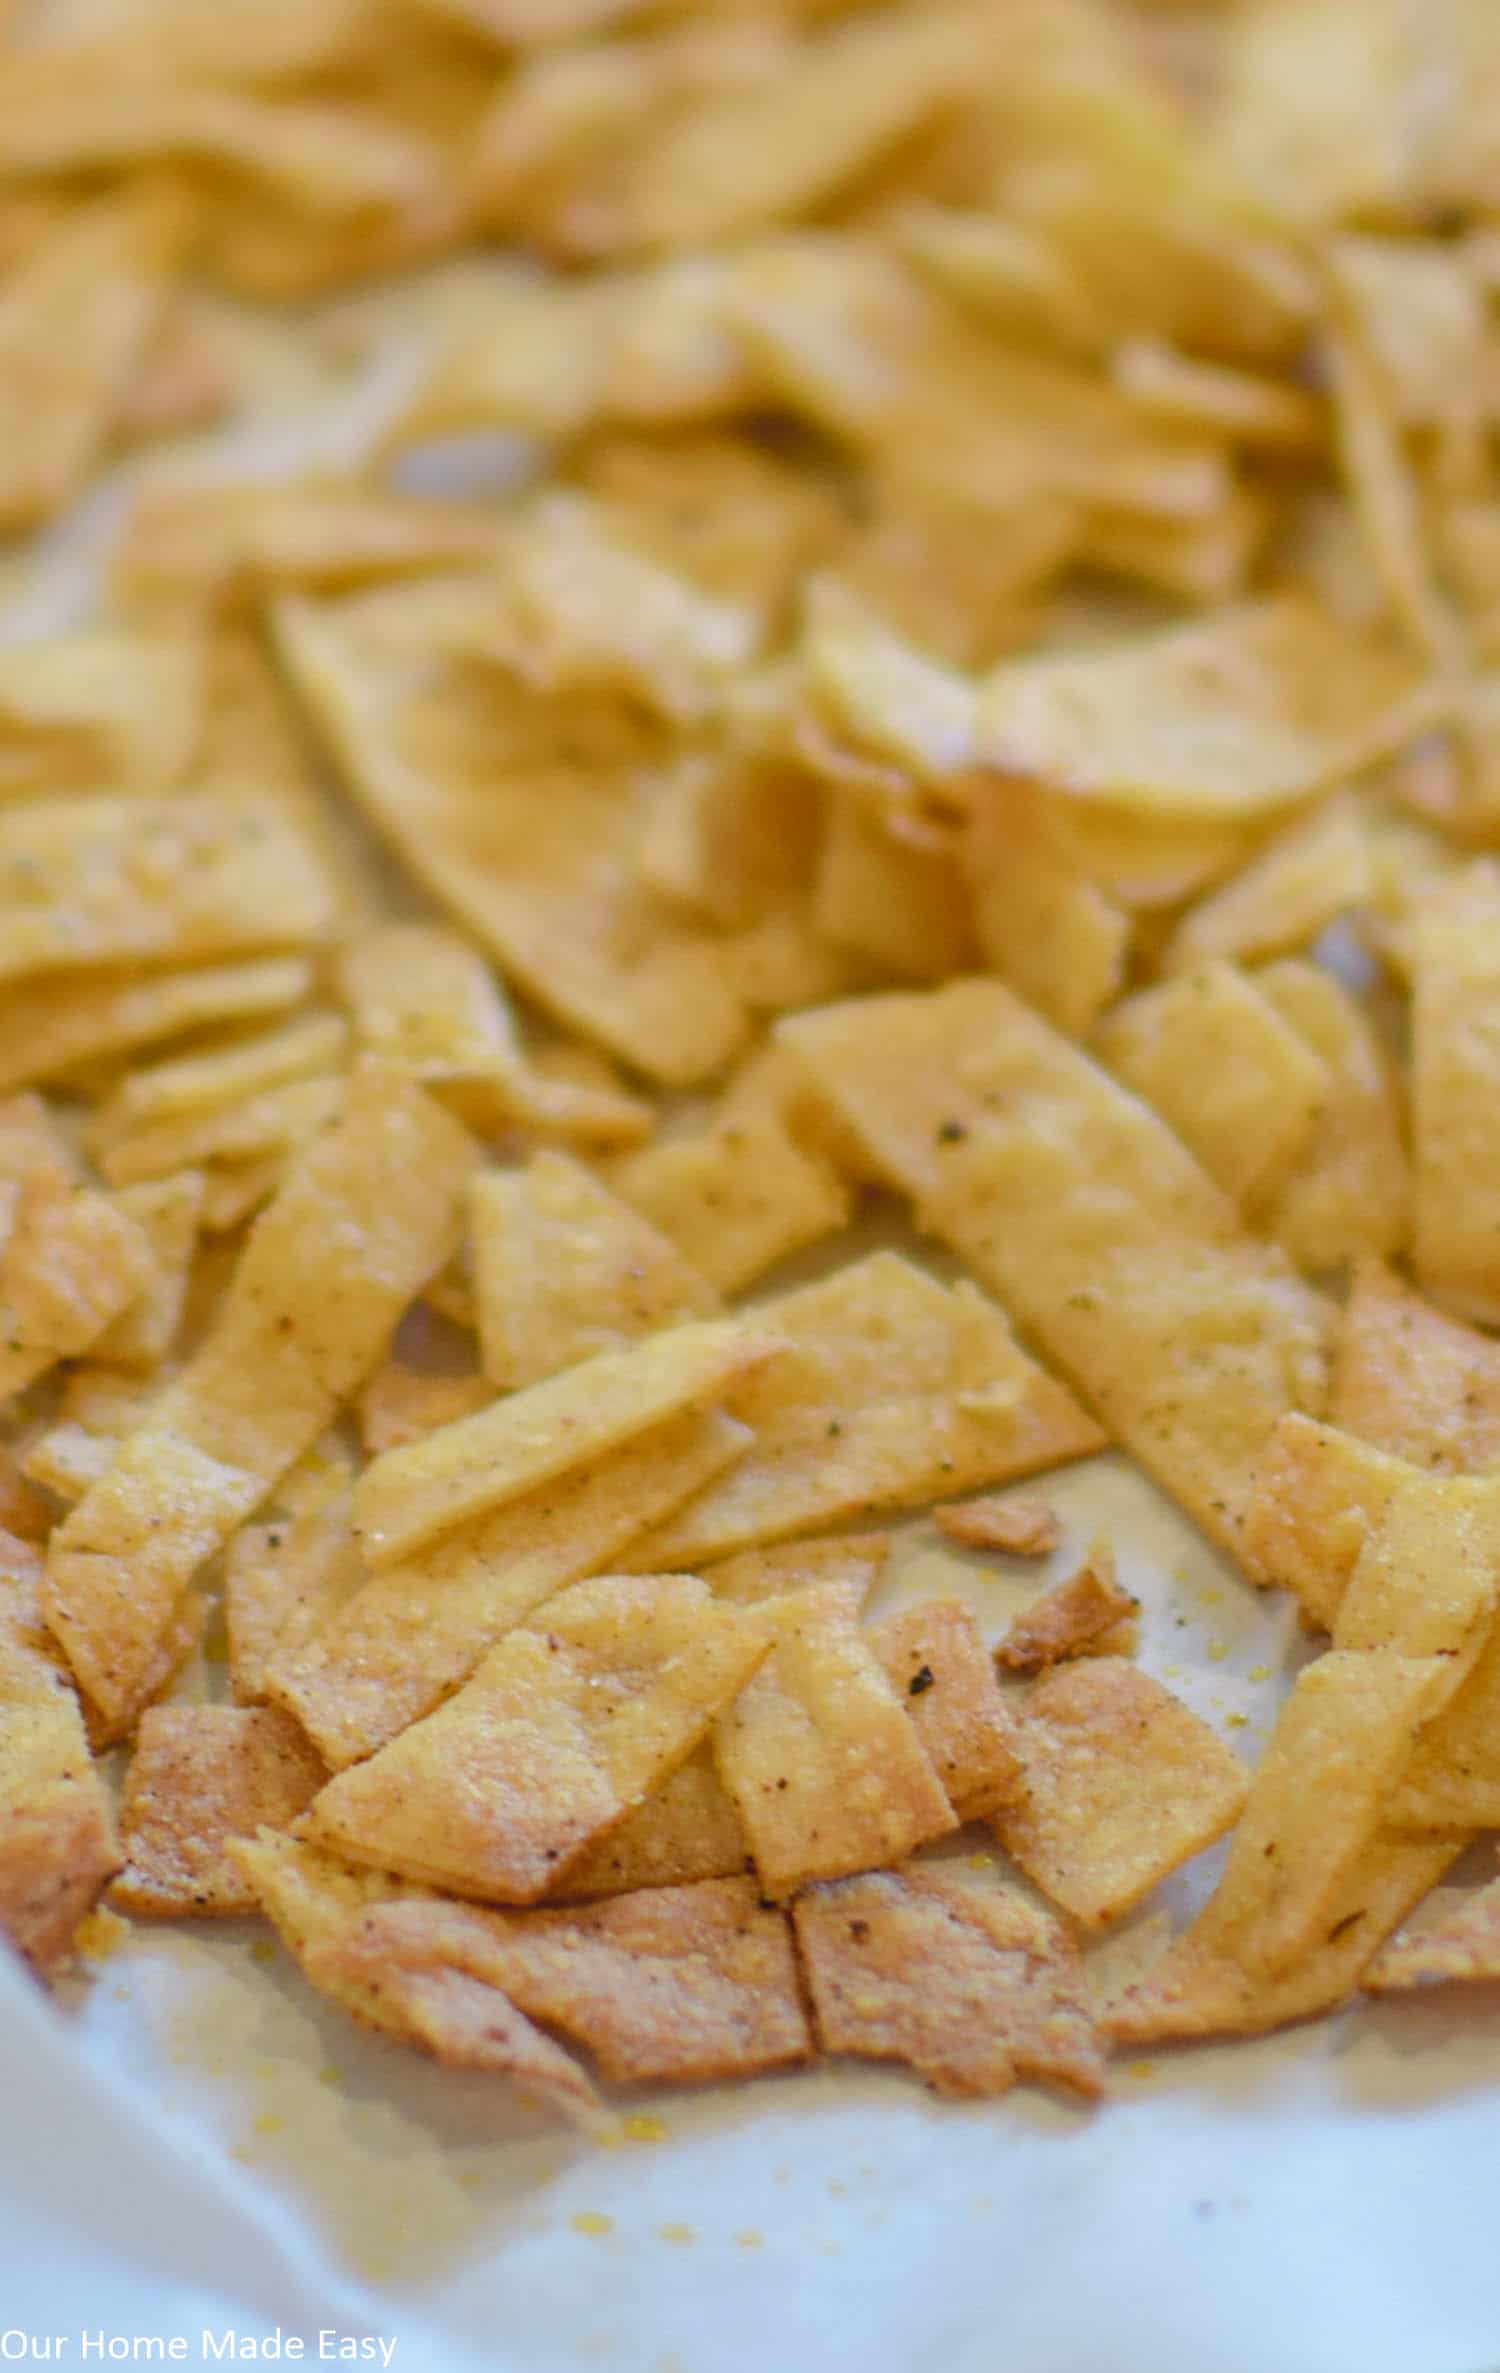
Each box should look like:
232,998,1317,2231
0,1531,120,1977
611,1093,849,1297
0,1450,50,1546
936,1496,1061,1557
993,1659,1249,1930
1411,863,1500,1322
708,1533,890,1611
1257,954,1410,1273
267,1404,750,1769
357,1362,491,1456
329,1878,811,2084
0,956,315,1098
43,1069,474,1723
627,1252,1104,1570
230,1826,415,2030
552,1748,748,1900
0,794,332,991
303,1573,771,1902
962,781,1130,1039
1332,1258,1500,1473
995,1550,1139,1675
112,1704,327,1918
792,1866,1105,2101
780,981,1330,1561
225,1497,363,1707
1365,1869,1500,1992
1108,1834,1466,2045
92,1172,203,1372
275,592,748,1086
473,1151,717,1388
81,1589,209,1757
869,1596,1019,1820
354,1316,776,1569
1240,1414,1415,1630
714,1585,955,1898
0,1171,155,1405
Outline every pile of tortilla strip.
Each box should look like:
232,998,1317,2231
14,0,1500,2134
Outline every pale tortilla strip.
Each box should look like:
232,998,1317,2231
0,1532,120,1976
225,1497,362,1707
993,1659,1249,1930
357,1363,491,1457
1332,1258,1500,1474
708,1534,890,1612
354,1317,778,1569
267,1405,750,1770
936,1497,1061,1557
979,595,1436,819
1257,959,1409,1276
0,186,183,532
963,782,1130,1038
552,1748,748,1901
1108,1834,1467,2045
868,1596,1019,1821
89,1013,346,1143
792,1866,1104,2101
1365,1869,1500,1992
0,793,333,990
1410,863,1500,1322
0,956,314,1098
22,1368,161,1504
473,1151,717,1389
0,628,201,804
0,1171,155,1404
996,1551,1138,1675
43,1069,474,1723
275,593,748,1086
713,1586,955,1899
91,1171,203,1372
627,1252,1104,1571
303,1574,771,1903
814,788,975,984
779,980,1330,1561
326,1879,811,2083
1163,796,1371,973
798,570,980,786
1240,1414,1412,1630
112,1704,326,1917
93,1075,344,1191
1093,962,1331,1214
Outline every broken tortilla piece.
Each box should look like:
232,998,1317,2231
995,1548,1139,1674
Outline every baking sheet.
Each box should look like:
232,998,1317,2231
4,310,1500,2373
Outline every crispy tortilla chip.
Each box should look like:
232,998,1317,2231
330,1878,810,2083
996,1550,1138,1675
111,1704,326,1918
43,1069,474,1723
357,1362,491,1457
355,1317,776,1569
0,793,332,991
0,186,183,532
552,1748,748,1901
0,630,201,805
1094,961,1331,1214
89,1014,346,1145
275,593,748,1086
1257,959,1409,1277
231,1827,416,2030
82,1588,208,1759
304,1574,770,1902
1332,1259,1500,1474
994,1659,1249,1929
793,1866,1104,2101
713,1585,955,1898
0,1172,155,1405
0,1533,120,1977
936,1496,1060,1558
1365,1869,1500,1992
708,1534,889,1612
473,1151,717,1389
963,782,1130,1038
814,787,975,982
1240,1413,1412,1630
1163,797,1371,974
0,956,314,1099
1411,863,1500,1323
1334,1479,1500,1663
1108,1833,1467,2045
869,1596,1019,1820
268,1404,749,1768
91,1172,203,1372
93,1074,343,1191
627,1252,1103,1571
197,1154,288,1236
780,981,1330,1560
21,1368,160,1504
799,574,978,788
225,1497,362,1707
611,1061,849,1296
978,596,1435,820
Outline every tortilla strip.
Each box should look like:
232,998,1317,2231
111,1704,326,1917
869,1596,1019,1819
780,980,1330,1561
1331,1258,1500,1474
43,1069,474,1723
0,956,314,1098
1410,863,1500,1323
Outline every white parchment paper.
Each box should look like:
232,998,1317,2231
2,310,1499,2373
